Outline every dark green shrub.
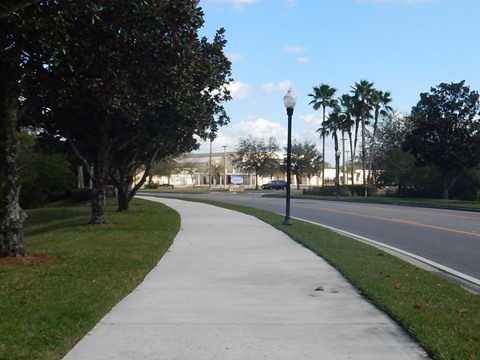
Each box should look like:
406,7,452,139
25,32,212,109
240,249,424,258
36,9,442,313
18,132,76,209
19,153,76,209
303,185,374,197
449,168,480,201
70,188,92,203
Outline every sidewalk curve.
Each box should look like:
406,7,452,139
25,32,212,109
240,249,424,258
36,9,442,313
63,196,429,360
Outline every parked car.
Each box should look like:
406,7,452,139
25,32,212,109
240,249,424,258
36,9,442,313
261,180,287,190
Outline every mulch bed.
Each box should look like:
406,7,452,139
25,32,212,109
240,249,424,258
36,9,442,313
0,254,53,266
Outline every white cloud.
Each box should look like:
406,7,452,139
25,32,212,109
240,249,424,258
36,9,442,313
356,0,433,3
207,0,258,10
261,80,292,93
283,0,296,7
284,45,307,53
356,0,394,2
299,112,322,126
297,56,311,64
405,0,433,3
196,114,327,160
226,52,246,62
209,0,258,3
236,117,284,138
226,81,253,100
197,116,287,153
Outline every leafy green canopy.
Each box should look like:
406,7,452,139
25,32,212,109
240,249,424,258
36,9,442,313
38,1,231,151
404,81,480,198
18,0,233,219
288,140,322,186
18,132,75,209
230,136,280,188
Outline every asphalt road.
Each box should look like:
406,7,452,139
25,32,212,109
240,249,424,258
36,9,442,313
140,191,480,289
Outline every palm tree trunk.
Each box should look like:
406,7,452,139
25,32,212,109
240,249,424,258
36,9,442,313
367,108,380,185
321,105,326,187
322,132,325,187
334,134,340,196
361,116,367,197
353,118,360,158
348,131,354,188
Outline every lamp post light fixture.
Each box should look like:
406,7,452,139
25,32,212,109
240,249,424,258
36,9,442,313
283,88,296,225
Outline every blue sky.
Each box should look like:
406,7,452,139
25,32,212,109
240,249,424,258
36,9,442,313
196,0,479,164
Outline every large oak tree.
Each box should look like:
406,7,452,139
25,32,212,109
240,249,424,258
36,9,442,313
404,80,480,199
38,0,231,222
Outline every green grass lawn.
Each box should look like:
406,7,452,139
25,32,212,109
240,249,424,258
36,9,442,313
2,196,480,359
0,199,179,360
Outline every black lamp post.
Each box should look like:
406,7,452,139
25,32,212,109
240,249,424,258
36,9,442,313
283,88,296,225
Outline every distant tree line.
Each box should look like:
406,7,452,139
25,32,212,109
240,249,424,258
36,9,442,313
229,136,322,190
229,80,480,200
377,81,480,199
307,80,480,199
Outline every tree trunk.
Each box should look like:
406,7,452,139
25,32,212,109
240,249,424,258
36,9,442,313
321,106,326,187
77,165,84,189
353,118,360,158
348,131,354,188
68,126,111,224
334,135,340,197
0,88,26,257
113,168,130,212
87,146,110,224
116,188,130,212
442,173,458,200
114,170,141,212
111,150,158,212
361,116,367,197
367,108,380,185
89,184,107,224
321,132,325,187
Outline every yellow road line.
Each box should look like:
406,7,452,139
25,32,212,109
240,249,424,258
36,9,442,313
309,206,480,237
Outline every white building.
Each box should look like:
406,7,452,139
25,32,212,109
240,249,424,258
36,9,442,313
140,152,369,189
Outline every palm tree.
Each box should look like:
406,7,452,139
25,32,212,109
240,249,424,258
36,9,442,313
368,89,393,184
338,94,356,185
308,84,337,187
316,124,330,182
322,109,345,193
351,80,374,195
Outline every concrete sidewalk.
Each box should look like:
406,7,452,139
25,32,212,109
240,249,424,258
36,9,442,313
63,196,429,360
